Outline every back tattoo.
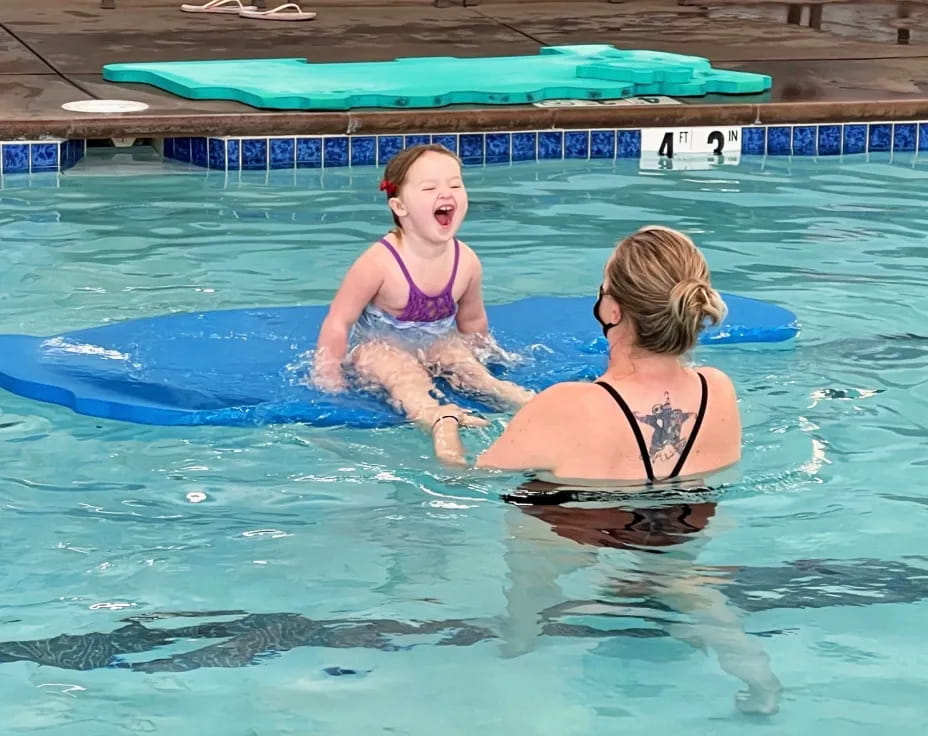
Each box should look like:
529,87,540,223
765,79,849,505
635,392,692,463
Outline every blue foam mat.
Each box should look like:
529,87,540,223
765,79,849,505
0,295,797,428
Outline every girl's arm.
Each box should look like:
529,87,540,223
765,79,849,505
314,249,384,392
454,251,489,335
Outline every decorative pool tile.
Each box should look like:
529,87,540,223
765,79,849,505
893,123,917,152
404,134,430,148
431,134,458,154
30,143,58,172
791,126,816,156
208,138,225,169
590,130,615,159
242,138,268,169
297,137,321,168
460,134,484,164
565,130,589,159
191,137,208,168
270,138,296,169
766,126,792,155
349,136,375,167
2,144,29,174
511,132,537,161
920,124,928,152
868,123,892,152
227,139,241,169
173,137,192,163
323,137,348,167
485,132,510,164
843,124,867,155
377,135,403,165
817,125,841,156
538,131,563,159
741,127,766,155
617,129,640,158
60,140,75,169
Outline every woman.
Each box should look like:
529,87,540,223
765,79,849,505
431,226,781,715
432,225,741,483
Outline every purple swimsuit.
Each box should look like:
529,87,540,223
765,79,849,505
353,237,461,346
377,237,460,323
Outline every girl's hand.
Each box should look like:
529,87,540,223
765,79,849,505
312,367,348,394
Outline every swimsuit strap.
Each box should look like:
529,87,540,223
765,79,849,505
378,237,460,298
596,372,709,482
595,381,655,481
379,237,417,292
442,238,461,297
667,372,709,479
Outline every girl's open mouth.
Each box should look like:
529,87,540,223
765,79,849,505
434,204,455,227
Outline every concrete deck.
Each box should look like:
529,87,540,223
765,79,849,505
2,0,928,138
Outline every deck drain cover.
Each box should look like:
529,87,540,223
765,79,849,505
61,100,150,113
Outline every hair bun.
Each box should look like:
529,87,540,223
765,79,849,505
669,279,725,327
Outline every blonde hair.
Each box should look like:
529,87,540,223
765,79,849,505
604,226,726,355
381,143,462,230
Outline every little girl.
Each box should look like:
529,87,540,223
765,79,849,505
313,143,533,429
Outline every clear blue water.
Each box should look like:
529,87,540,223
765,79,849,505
1,151,927,733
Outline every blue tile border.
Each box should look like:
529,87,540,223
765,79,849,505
538,131,564,159
147,124,928,172
8,120,928,178
843,124,867,155
460,133,485,164
868,123,892,152
617,129,640,158
894,123,917,152
741,127,765,155
791,126,816,156
590,130,615,159
271,137,296,169
767,126,792,155
0,138,84,175
565,130,590,159
818,125,841,156
512,131,537,161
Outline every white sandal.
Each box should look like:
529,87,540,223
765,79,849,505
238,3,316,21
180,0,258,13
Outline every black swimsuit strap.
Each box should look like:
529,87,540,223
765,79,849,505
596,372,709,483
595,381,655,481
668,372,709,479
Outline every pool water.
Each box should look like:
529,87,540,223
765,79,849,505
1,152,927,734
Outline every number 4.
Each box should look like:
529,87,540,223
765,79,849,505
659,132,674,158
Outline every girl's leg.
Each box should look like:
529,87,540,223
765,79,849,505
352,340,486,429
425,335,534,408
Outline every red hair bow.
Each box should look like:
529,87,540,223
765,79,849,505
379,178,397,197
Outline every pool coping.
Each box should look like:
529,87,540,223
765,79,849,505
6,98,928,140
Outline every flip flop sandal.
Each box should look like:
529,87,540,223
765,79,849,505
238,3,316,20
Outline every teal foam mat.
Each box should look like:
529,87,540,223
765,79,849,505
102,45,772,111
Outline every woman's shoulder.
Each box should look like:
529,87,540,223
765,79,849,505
694,365,738,398
525,381,611,416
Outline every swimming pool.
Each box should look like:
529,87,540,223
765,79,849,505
1,151,926,734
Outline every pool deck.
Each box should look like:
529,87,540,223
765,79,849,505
3,0,928,139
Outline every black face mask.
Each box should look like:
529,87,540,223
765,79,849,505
593,285,619,338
